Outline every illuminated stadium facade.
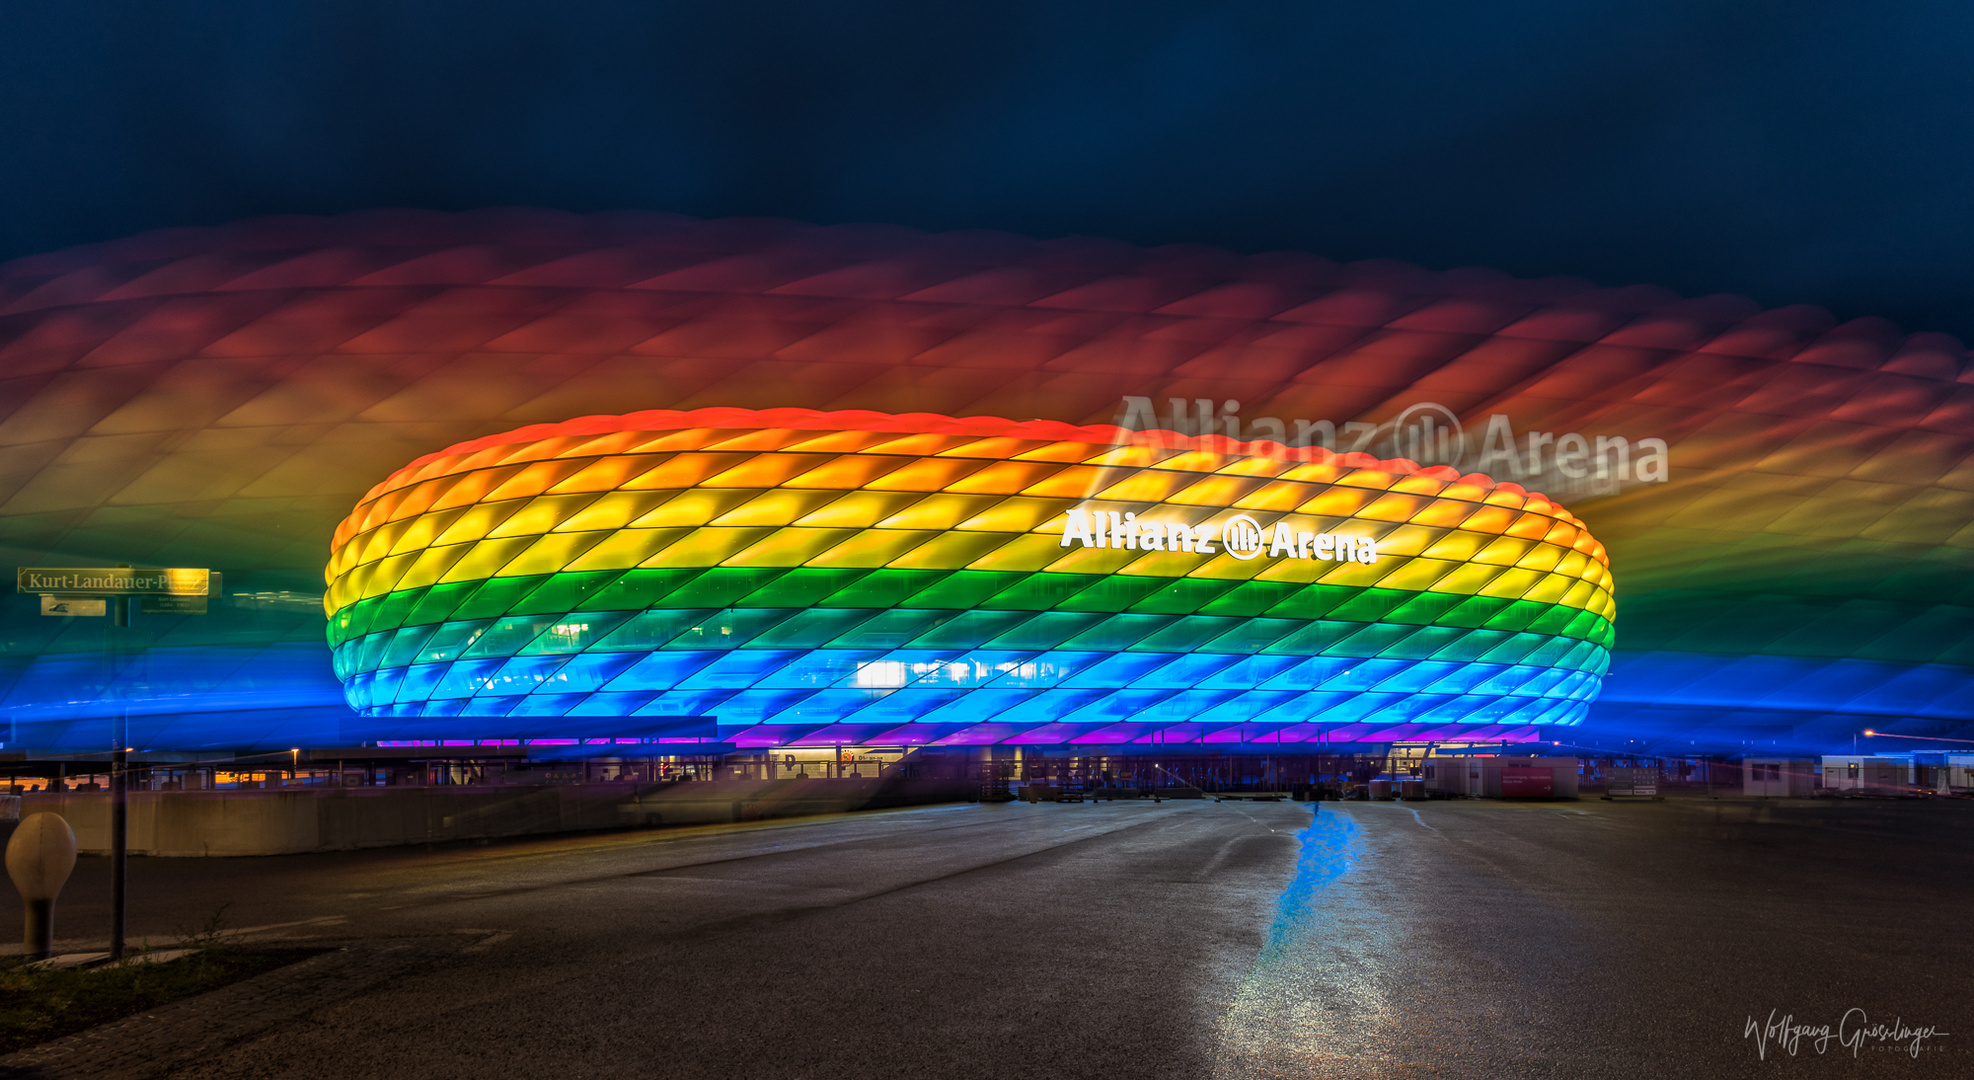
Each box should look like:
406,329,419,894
323,409,1613,747
1,208,1971,755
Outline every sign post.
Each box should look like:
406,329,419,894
110,587,126,962
14,566,216,961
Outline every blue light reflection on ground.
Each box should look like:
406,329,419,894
1260,805,1357,965
1216,803,1405,1076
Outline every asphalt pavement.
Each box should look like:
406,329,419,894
1,795,1969,1079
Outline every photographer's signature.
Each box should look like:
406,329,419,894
1745,1009,1949,1059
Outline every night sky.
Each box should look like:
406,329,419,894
6,2,1974,337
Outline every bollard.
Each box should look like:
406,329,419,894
6,812,78,960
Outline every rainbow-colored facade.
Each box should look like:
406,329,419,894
0,209,1970,754
322,409,1612,745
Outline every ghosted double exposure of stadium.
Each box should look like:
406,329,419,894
3,208,1971,758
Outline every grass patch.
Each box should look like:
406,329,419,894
0,946,323,1055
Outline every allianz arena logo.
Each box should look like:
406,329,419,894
1058,508,1380,565
1221,514,1266,559
1386,403,1464,469
1114,397,1670,486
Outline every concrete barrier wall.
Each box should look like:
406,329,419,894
24,777,972,856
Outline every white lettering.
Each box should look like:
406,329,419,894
1595,435,1630,481
1634,437,1669,482
1342,421,1379,452
1060,510,1402,570
1555,432,1590,478
1060,509,1093,548
1293,418,1335,451
1476,414,1523,477
1167,398,1196,435
1524,431,1555,476
1117,396,1160,431
1110,398,1672,484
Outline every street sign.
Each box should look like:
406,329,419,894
16,568,211,596
13,566,219,963
39,595,107,617
19,568,218,616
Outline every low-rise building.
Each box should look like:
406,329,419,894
1742,758,1816,797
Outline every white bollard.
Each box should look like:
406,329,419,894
6,812,78,960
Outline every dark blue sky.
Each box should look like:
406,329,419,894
7,1,1974,337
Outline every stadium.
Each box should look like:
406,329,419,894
2,208,1969,764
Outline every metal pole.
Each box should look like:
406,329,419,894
23,899,54,959
110,593,128,961
110,742,126,960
